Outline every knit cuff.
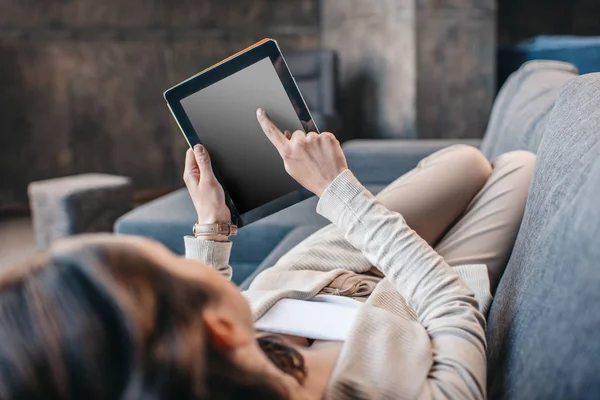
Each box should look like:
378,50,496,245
184,236,232,268
453,264,493,315
316,169,367,225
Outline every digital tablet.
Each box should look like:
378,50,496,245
164,38,319,227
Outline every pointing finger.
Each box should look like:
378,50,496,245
257,108,288,153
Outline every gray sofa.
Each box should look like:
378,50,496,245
486,64,600,398
253,62,600,400
117,59,600,397
343,60,600,398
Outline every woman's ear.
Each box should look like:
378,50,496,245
202,308,251,350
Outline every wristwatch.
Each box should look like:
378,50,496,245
193,222,238,238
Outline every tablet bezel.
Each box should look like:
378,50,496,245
164,38,318,228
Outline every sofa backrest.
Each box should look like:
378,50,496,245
486,73,600,399
480,60,579,160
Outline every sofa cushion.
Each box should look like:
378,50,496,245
486,73,600,399
481,60,578,160
343,139,482,185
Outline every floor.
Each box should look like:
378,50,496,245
0,217,36,271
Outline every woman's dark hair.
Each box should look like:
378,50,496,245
0,241,292,400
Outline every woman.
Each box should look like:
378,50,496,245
0,109,535,399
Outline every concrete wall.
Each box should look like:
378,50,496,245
0,0,320,210
417,0,496,139
6,0,592,209
322,0,417,140
322,0,496,140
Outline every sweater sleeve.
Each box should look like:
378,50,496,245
184,236,233,281
317,170,487,400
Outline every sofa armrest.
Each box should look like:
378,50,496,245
342,139,482,185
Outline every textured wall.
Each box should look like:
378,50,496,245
417,0,496,139
6,0,589,210
0,0,320,210
323,0,496,140
322,0,416,140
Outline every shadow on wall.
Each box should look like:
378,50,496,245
337,71,375,141
335,50,416,140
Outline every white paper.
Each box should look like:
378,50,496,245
255,296,362,342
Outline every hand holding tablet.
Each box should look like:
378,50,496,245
166,38,342,226
183,144,231,224
183,110,348,234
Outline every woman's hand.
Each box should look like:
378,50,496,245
256,108,348,196
183,144,231,235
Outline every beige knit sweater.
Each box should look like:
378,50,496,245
185,170,492,399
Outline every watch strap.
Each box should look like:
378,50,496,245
193,222,238,237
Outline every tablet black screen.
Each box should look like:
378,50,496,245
180,57,302,214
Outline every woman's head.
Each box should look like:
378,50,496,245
0,235,305,399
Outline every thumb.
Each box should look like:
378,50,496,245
193,144,215,182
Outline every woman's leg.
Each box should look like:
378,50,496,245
375,145,492,245
433,150,536,293
276,145,492,268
